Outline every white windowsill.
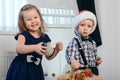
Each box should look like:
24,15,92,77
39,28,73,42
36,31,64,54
0,31,16,36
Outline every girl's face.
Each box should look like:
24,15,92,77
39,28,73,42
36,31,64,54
77,19,94,37
23,8,41,32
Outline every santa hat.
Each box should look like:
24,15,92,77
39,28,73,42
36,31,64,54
72,10,97,34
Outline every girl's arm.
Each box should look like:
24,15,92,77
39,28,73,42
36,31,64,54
16,34,46,55
45,42,63,60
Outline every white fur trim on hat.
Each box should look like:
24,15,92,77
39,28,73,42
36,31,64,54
72,10,97,34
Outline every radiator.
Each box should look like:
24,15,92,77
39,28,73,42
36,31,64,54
0,52,16,79
0,51,68,80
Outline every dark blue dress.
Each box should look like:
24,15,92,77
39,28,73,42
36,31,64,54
6,31,51,80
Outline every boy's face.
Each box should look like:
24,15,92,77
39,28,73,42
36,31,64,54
77,19,94,37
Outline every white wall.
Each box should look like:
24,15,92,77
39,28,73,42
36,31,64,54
0,33,16,53
42,28,74,78
0,0,120,79
95,0,120,80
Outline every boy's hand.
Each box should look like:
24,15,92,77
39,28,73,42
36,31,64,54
70,58,81,70
96,57,102,65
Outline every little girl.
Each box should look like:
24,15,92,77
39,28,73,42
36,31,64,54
65,10,102,75
6,4,63,80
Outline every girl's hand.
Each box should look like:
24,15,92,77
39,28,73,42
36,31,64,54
70,58,81,70
45,42,63,60
34,42,47,55
55,42,63,51
96,57,102,65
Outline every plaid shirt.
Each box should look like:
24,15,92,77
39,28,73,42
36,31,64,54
65,36,98,67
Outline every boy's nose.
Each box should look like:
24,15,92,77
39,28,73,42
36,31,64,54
84,26,88,30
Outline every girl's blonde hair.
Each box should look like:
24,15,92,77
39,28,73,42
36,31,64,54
18,4,46,36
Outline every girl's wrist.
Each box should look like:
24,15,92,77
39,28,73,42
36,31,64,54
33,45,37,52
54,47,59,53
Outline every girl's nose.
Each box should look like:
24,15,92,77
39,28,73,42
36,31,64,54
31,19,35,23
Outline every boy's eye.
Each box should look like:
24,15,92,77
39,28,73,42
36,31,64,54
80,24,84,26
88,25,92,28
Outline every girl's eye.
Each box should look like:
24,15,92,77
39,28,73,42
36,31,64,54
34,16,39,19
35,17,37,18
27,19,31,21
25,18,31,21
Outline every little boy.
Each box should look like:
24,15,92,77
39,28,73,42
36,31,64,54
65,10,102,75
